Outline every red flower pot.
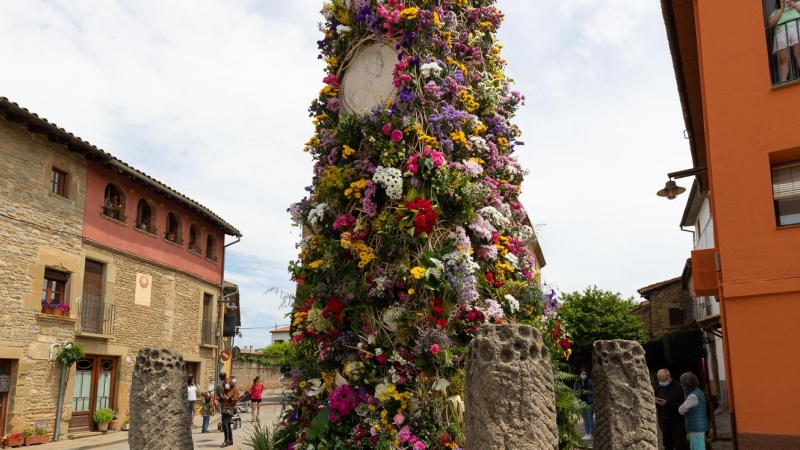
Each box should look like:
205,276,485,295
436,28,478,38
2,437,24,448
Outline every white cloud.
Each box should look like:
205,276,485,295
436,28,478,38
0,1,694,345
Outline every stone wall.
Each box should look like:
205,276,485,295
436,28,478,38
0,117,87,436
231,360,282,390
637,280,693,338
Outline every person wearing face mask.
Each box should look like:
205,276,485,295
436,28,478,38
218,376,240,447
678,372,709,450
573,368,594,441
654,369,689,450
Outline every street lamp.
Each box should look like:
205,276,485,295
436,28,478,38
656,165,707,200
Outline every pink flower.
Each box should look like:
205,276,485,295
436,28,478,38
407,154,420,174
413,441,426,450
391,129,403,144
376,354,387,364
430,344,440,355
430,149,444,168
393,413,405,425
382,123,392,136
398,426,411,443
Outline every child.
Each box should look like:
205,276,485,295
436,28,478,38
200,392,214,433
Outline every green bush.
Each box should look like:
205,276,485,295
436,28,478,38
92,408,114,424
243,420,274,450
261,342,290,357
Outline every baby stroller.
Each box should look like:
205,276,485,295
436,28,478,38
216,391,250,431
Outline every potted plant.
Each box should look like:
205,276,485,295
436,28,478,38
121,418,130,431
23,427,50,445
41,300,58,315
56,303,71,317
93,408,114,432
2,433,24,448
109,414,119,431
56,342,85,368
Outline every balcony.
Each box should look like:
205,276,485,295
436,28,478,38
766,16,800,86
101,207,126,224
201,319,215,346
164,231,184,246
77,294,115,336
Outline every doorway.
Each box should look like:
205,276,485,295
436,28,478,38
69,356,117,432
0,360,11,437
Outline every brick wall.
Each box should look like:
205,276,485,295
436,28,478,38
0,117,87,435
231,360,282,390
640,281,693,338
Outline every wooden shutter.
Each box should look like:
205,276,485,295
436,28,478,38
82,260,104,299
691,249,719,297
202,294,212,321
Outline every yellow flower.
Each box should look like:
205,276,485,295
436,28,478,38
450,130,467,144
407,288,415,295
307,260,323,269
433,11,441,28
400,7,418,20
497,137,509,149
299,381,307,389
342,145,356,159
469,157,485,164
410,267,426,279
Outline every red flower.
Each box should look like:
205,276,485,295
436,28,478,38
432,305,444,317
376,354,387,364
436,318,447,328
559,338,571,350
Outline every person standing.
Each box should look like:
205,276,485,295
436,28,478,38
187,376,199,428
573,368,594,441
655,369,689,450
219,377,240,448
678,372,709,450
200,392,214,433
250,376,264,422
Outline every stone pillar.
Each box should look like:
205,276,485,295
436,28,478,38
592,340,658,450
128,348,193,450
465,324,558,450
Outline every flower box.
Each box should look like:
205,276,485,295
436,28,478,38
23,435,51,445
2,436,24,448
41,307,57,315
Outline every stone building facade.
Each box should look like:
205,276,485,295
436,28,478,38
633,277,694,338
0,98,241,438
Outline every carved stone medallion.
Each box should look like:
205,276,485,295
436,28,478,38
340,43,398,114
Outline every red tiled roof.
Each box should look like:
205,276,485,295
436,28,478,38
270,325,291,333
0,97,241,237
637,276,682,295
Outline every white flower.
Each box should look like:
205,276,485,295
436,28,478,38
373,166,404,200
478,206,511,228
308,203,327,226
504,253,519,269
504,294,520,313
469,135,487,151
336,25,352,34
516,225,535,242
420,61,443,78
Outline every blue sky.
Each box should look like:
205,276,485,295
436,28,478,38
0,1,694,349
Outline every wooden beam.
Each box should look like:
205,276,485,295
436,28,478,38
67,143,88,154
28,123,49,135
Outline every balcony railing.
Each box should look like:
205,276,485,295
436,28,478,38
201,319,215,346
135,221,156,235
164,232,184,245
78,294,115,335
206,253,218,263
101,207,126,223
766,15,800,85
189,243,202,254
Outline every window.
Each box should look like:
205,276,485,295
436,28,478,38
42,269,70,314
165,212,183,245
136,199,156,233
764,0,800,85
772,161,800,226
102,184,125,222
206,234,218,262
669,308,685,327
50,168,67,196
201,293,214,345
189,224,201,253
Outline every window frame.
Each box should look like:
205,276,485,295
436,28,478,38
771,161,800,227
42,269,70,305
668,307,685,327
136,199,155,234
50,168,67,197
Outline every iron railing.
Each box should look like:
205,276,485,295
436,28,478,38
101,207,126,223
201,319,215,345
189,243,202,254
765,11,800,85
206,253,218,263
164,232,184,245
135,221,155,235
78,294,115,335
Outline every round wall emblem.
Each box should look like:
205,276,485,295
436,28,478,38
138,275,149,289
340,43,398,114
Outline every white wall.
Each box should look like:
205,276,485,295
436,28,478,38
271,331,290,344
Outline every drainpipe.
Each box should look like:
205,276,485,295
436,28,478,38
49,343,67,442
216,236,241,387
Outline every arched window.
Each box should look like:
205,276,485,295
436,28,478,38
135,198,156,234
165,212,183,245
102,183,126,222
189,224,201,253
206,234,218,262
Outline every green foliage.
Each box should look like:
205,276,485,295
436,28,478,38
262,342,291,357
56,342,85,368
92,408,114,424
558,286,648,370
553,370,585,449
663,328,706,367
243,420,275,450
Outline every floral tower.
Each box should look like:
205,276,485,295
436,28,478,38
280,1,573,449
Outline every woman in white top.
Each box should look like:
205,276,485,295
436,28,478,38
187,376,199,428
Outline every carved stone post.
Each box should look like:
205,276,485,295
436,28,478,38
465,324,558,450
129,348,193,450
592,340,658,450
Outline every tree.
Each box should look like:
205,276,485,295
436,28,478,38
558,286,648,371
